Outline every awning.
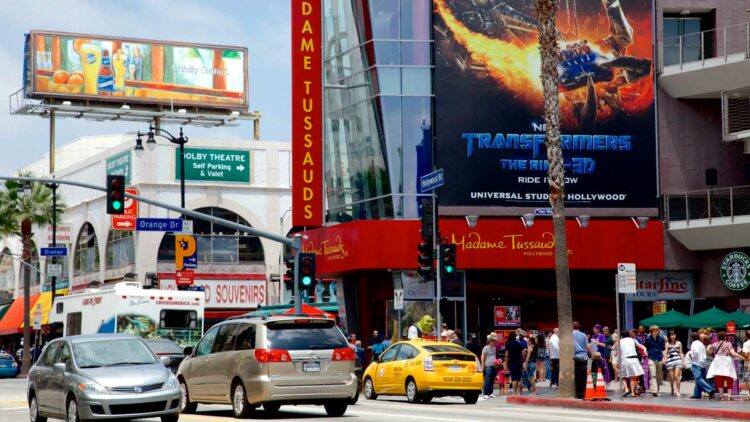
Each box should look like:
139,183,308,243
21,291,66,328
0,294,40,335
0,304,10,321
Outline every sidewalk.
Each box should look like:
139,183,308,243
501,379,750,420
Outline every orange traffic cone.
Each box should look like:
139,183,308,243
584,370,610,401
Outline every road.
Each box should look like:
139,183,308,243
0,378,715,422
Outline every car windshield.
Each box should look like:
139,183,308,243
146,340,183,355
74,339,157,368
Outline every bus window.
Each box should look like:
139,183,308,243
160,310,198,329
67,312,82,336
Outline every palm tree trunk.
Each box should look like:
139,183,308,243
536,0,575,399
20,218,31,376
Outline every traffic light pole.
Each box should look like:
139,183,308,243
433,192,441,341
293,236,303,315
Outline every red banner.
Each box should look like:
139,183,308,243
291,0,323,227
494,306,521,327
301,218,664,275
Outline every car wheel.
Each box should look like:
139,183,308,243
66,397,79,422
363,377,377,400
160,414,180,422
263,403,281,414
463,392,479,404
29,393,47,422
179,380,197,414
405,379,419,403
232,382,254,418
323,400,348,417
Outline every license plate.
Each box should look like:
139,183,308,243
302,362,321,373
449,365,462,372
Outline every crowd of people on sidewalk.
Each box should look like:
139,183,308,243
469,323,750,401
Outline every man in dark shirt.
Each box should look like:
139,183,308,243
505,332,525,396
466,335,482,357
644,325,666,396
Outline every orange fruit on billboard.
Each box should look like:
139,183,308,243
52,70,69,84
67,74,84,85
73,39,90,54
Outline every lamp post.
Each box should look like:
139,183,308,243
136,124,189,218
41,180,59,304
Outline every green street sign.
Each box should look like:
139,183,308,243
177,148,250,183
106,151,131,185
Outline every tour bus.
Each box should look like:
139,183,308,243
49,282,205,348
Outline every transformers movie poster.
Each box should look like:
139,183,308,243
434,0,657,209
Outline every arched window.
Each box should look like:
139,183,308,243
74,223,99,275
106,230,134,269
29,241,40,287
157,207,264,263
0,248,14,296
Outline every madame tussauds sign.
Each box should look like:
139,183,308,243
720,251,750,292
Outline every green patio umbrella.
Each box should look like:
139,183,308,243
682,307,731,329
726,310,750,328
639,309,689,328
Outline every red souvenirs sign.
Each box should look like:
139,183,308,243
301,218,664,275
291,0,323,227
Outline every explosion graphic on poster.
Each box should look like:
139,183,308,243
434,0,657,209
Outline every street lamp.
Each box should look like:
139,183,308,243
40,179,59,304
136,124,189,218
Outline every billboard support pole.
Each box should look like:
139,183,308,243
434,191,441,341
49,109,55,174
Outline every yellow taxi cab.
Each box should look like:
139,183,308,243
362,339,482,404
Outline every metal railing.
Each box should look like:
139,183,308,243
658,22,750,72
663,185,750,226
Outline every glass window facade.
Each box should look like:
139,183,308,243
106,230,135,269
157,207,264,264
323,0,433,222
663,16,706,66
74,223,99,276
0,248,14,299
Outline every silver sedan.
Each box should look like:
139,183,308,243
27,334,181,422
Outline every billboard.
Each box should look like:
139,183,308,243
24,31,247,109
494,305,521,327
434,0,656,209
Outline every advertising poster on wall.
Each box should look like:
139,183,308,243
24,31,248,109
434,0,656,209
494,305,521,327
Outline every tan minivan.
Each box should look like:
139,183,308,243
177,315,357,418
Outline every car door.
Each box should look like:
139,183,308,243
374,344,400,394
207,323,239,401
185,325,220,401
392,344,418,395
35,341,61,414
48,342,72,416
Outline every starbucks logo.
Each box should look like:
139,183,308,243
720,251,750,291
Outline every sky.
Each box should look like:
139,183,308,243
0,0,291,175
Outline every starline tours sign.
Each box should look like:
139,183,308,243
624,272,693,301
291,0,323,226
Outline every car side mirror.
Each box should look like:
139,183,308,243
159,356,172,366
53,362,66,373
183,346,193,357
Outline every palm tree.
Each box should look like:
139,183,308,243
536,0,575,398
0,176,64,375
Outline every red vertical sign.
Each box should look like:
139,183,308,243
292,0,323,227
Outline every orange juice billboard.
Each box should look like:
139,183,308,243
24,31,248,109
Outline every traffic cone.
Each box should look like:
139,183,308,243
584,371,610,401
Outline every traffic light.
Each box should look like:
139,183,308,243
419,199,434,243
297,252,316,294
417,242,434,281
106,175,125,215
439,243,457,279
284,258,295,281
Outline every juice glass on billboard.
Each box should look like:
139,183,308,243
113,48,127,94
80,43,102,95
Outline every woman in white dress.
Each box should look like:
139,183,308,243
617,330,647,397
707,331,747,401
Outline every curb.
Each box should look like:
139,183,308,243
506,396,750,420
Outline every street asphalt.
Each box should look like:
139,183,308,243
0,377,726,421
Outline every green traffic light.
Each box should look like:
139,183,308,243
445,265,454,274
302,276,313,286
112,201,122,210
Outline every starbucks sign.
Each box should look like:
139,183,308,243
720,251,750,291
